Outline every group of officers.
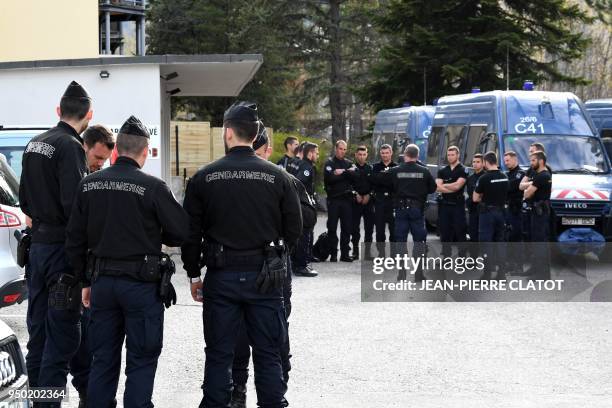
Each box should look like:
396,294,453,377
303,138,553,280
18,79,554,408
20,81,314,408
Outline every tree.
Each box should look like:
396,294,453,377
147,0,303,128
360,0,593,112
289,0,382,142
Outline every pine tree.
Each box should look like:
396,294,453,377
361,0,593,111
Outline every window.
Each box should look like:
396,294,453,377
463,125,487,166
0,157,19,207
427,126,443,165
600,130,612,162
443,125,467,164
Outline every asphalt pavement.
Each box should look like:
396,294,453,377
2,215,612,407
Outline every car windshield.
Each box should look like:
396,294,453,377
503,135,609,173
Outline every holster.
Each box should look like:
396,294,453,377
533,200,551,217
205,243,226,269
256,241,288,293
48,274,81,311
14,229,31,268
158,253,176,299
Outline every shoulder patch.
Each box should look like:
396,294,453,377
304,170,310,177
326,165,332,172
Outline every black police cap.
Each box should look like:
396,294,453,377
119,116,150,138
253,121,269,151
223,101,258,123
62,81,90,99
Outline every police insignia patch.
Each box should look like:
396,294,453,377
326,166,332,172
304,170,310,176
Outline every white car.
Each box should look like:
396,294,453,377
0,318,28,406
0,135,28,307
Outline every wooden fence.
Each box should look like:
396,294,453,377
170,121,273,179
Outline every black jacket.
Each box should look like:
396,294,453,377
181,146,303,278
387,161,436,205
323,156,355,199
66,157,189,283
352,163,373,196
19,121,88,243
370,161,397,197
295,158,316,196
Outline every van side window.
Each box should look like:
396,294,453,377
443,125,467,164
427,126,443,165
463,125,487,166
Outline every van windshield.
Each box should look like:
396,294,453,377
503,135,609,174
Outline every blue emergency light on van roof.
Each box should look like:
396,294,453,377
523,80,534,91
402,102,411,107
471,87,480,93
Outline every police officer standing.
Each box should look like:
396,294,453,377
369,144,397,256
504,151,525,242
436,146,468,254
350,146,374,260
231,125,317,407
294,142,319,276
465,153,484,242
387,144,436,281
323,140,356,262
523,151,552,279
504,151,526,274
276,136,299,170
181,102,302,408
19,81,91,405
66,116,188,408
70,124,115,407
473,152,509,280
519,143,548,242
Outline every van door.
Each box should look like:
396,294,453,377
462,125,487,166
601,129,612,162
425,126,444,227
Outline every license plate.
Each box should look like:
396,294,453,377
562,217,595,226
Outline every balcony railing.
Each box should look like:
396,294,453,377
99,0,146,9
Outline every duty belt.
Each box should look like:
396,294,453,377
479,204,505,213
206,243,266,270
92,255,161,282
224,248,265,266
395,198,423,210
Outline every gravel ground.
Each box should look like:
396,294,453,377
2,215,611,407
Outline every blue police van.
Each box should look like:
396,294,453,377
372,105,435,162
585,99,612,159
424,90,612,241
